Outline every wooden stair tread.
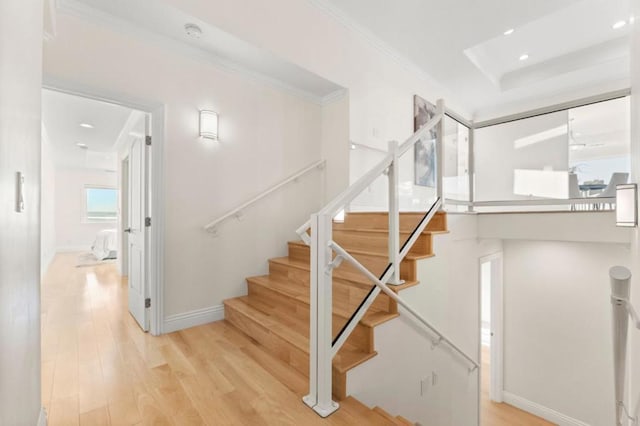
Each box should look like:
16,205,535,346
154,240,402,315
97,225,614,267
341,397,400,425
247,275,399,327
224,296,377,374
395,415,414,425
288,240,435,261
372,407,404,425
269,256,420,291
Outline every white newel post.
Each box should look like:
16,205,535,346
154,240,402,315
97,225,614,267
387,140,403,285
436,99,445,209
610,265,632,426
305,212,339,417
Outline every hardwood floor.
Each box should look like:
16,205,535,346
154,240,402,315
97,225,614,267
42,252,557,425
41,253,402,425
480,346,554,426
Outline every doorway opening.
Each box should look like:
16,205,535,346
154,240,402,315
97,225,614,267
40,88,155,333
479,252,503,423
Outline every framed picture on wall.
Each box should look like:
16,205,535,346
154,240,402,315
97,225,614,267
414,95,437,187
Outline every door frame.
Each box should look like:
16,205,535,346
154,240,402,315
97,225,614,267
120,156,130,277
43,76,166,336
478,252,504,404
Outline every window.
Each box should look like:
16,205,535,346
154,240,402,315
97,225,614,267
84,186,118,222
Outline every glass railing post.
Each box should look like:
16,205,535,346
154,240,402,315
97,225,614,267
468,124,475,212
610,266,631,426
436,99,445,209
387,140,404,285
305,212,339,417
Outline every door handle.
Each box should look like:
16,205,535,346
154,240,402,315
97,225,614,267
124,228,132,233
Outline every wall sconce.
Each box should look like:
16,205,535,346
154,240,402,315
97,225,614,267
199,110,218,140
616,183,637,227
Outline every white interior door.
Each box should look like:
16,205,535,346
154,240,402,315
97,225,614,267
127,129,149,331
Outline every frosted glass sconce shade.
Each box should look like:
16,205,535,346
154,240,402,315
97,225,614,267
199,110,218,140
616,183,637,227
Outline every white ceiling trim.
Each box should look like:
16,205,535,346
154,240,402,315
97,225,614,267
320,88,348,105
306,0,459,109
57,0,337,106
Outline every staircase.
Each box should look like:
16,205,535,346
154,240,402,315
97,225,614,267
223,210,448,422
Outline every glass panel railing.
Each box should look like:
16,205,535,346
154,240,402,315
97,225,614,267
443,116,470,213
472,96,631,212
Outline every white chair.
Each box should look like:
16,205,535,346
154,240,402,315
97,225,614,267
594,172,629,209
568,173,585,211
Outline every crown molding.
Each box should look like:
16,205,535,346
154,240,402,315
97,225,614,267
320,88,348,105
56,0,334,105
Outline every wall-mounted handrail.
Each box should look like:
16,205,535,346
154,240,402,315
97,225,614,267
330,240,478,371
204,159,325,233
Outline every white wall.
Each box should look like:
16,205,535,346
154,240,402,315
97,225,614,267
54,168,118,251
0,0,43,424
475,110,570,202
160,0,469,171
348,215,499,425
502,240,627,426
45,14,329,320
41,126,57,275
478,212,631,245
321,93,350,202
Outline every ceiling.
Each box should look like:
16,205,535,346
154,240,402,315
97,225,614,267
42,89,136,171
319,0,632,117
58,0,344,102
56,0,632,117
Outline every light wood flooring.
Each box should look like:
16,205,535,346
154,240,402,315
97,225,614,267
480,346,554,426
41,253,405,425
42,252,557,425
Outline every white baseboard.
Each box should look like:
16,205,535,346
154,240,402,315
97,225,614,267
502,392,590,426
37,407,47,426
162,305,225,334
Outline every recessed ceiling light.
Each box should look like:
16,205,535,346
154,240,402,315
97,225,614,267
350,143,356,150
504,28,515,36
79,123,94,129
76,142,88,149
519,54,529,61
613,20,626,29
